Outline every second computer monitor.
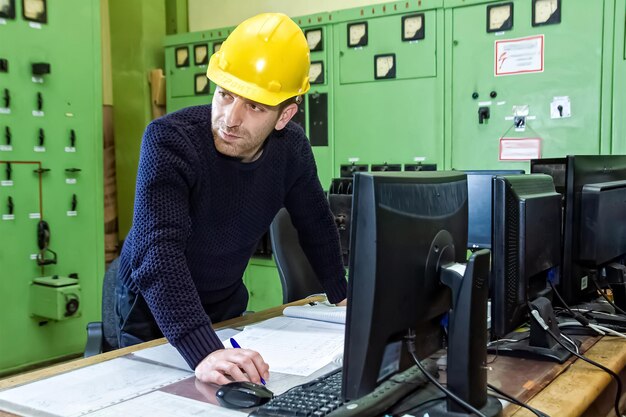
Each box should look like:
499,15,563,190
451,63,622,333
464,170,524,250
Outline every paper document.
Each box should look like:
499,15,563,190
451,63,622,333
0,357,190,417
131,328,240,371
229,316,344,376
283,302,346,324
84,391,246,417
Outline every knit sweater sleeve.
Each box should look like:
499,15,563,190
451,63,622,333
130,121,224,369
283,138,347,304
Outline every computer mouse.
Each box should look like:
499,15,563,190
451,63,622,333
215,381,274,409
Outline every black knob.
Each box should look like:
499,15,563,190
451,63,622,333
65,298,79,316
69,129,76,147
36,92,43,111
5,162,11,180
71,194,77,211
32,62,51,76
490,91,497,98
472,92,479,100
65,168,82,173
557,105,564,117
7,196,13,215
4,126,10,146
38,128,45,146
0,59,8,73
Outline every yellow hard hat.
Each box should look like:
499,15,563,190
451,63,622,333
206,13,311,107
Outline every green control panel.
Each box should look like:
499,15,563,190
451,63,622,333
0,0,103,375
161,0,625,312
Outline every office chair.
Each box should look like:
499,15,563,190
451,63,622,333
84,257,120,357
269,208,324,304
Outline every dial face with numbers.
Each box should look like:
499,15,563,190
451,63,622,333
375,55,395,79
403,15,424,40
309,62,324,84
176,47,189,67
488,4,513,32
534,0,560,25
348,22,367,47
23,0,46,22
306,29,323,51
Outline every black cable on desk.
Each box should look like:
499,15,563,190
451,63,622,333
486,384,549,417
591,277,626,316
527,301,625,417
549,281,591,327
405,331,487,417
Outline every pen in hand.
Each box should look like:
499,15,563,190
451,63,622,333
230,337,267,385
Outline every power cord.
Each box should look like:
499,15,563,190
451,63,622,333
405,331,487,417
486,384,549,417
591,277,626,316
549,281,592,328
528,302,625,417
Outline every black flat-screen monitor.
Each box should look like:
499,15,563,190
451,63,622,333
491,174,562,338
530,158,567,194
464,170,524,250
561,155,626,304
343,171,501,415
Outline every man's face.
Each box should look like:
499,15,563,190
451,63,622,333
211,87,293,162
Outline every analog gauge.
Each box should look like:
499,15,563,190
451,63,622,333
194,44,208,66
347,22,368,48
309,61,324,84
487,3,513,33
194,74,209,95
402,14,425,41
22,0,46,23
0,0,16,19
533,0,561,26
305,29,323,52
175,47,189,68
374,54,396,79
213,42,222,54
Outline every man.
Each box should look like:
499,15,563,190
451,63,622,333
115,13,347,386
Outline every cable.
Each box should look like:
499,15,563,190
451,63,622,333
528,304,625,417
404,331,487,417
549,281,591,327
487,384,549,417
591,277,626,316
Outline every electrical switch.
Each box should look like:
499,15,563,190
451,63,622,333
5,162,11,180
4,126,11,145
36,92,43,111
32,62,50,76
0,59,7,73
33,167,50,174
65,168,81,173
478,107,490,124
38,128,45,147
7,196,13,215
71,194,77,211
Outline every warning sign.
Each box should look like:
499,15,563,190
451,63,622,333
495,35,544,76
499,138,542,161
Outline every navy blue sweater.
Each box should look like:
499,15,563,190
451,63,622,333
118,105,347,369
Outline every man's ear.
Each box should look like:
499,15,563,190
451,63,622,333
274,103,299,131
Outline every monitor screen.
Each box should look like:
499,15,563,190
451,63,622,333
342,171,467,400
464,170,524,249
491,174,562,338
561,155,626,304
530,158,567,194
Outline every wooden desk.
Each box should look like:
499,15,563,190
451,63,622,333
1,297,625,417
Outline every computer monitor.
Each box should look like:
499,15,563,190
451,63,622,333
530,158,567,195
464,170,524,250
489,174,567,361
561,155,626,304
342,171,501,415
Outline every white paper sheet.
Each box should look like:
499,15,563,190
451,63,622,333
84,391,246,417
230,316,344,376
0,358,191,417
131,328,241,371
283,302,346,324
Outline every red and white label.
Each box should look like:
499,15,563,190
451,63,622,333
499,138,542,161
495,35,544,76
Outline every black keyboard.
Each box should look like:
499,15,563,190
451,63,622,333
249,363,433,417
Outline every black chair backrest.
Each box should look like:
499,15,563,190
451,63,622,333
102,257,120,351
270,208,323,304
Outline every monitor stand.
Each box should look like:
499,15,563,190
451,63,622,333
406,243,502,416
487,297,572,363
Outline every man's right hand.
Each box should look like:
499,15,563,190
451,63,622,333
194,348,270,385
